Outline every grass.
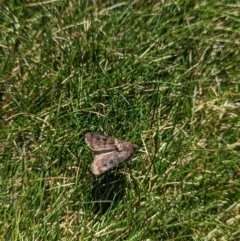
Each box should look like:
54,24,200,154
1,0,240,240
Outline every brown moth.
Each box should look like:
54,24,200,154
85,133,138,175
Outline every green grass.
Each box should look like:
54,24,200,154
1,0,240,240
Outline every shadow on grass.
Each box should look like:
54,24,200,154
91,171,126,215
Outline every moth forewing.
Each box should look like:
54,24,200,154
85,133,116,152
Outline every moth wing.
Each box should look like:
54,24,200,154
85,133,116,152
92,150,131,175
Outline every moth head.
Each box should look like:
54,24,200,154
133,144,138,150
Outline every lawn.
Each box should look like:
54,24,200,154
1,1,240,240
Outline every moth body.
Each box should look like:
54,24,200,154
85,133,137,175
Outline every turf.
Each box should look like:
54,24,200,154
1,1,240,240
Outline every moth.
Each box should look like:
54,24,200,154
85,133,138,175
